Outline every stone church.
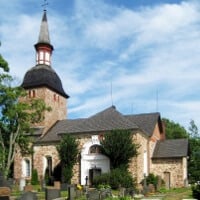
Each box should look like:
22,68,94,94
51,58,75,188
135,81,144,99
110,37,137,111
14,10,188,189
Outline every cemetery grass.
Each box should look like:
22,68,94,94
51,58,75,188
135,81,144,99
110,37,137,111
157,187,193,200
10,186,192,200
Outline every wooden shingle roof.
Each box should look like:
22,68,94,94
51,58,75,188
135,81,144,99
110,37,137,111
152,138,188,158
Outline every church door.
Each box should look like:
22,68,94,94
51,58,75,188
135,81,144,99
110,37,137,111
89,168,102,186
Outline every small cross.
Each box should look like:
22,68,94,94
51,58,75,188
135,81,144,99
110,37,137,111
42,0,48,11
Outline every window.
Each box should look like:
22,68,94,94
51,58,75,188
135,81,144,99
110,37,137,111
89,145,101,154
28,90,36,98
22,158,31,177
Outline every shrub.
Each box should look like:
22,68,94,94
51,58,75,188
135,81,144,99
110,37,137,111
110,168,135,189
31,169,39,185
93,172,110,187
192,184,200,199
93,168,135,190
141,173,159,189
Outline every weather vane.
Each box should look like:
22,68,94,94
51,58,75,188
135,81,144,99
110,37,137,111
42,0,49,11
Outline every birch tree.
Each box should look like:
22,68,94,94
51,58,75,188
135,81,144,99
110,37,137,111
0,50,50,178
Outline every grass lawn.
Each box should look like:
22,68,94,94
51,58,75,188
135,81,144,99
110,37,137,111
156,187,193,200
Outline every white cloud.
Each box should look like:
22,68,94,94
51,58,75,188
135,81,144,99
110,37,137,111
1,0,200,130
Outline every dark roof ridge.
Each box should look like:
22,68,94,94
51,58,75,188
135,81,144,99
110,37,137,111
125,112,160,117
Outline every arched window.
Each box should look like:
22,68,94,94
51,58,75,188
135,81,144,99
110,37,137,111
22,158,31,177
44,156,53,178
89,145,102,154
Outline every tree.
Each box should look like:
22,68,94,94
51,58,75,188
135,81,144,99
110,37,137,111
188,119,199,138
57,134,79,183
100,129,139,169
162,118,188,139
188,120,200,183
0,53,50,179
0,45,9,72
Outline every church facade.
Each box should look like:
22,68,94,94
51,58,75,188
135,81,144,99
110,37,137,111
14,11,188,189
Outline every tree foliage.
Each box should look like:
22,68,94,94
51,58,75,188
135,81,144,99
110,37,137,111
0,52,50,178
101,129,139,169
57,134,79,183
188,120,200,183
189,120,199,138
162,118,188,139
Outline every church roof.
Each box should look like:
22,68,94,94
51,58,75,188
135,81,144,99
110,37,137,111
21,64,69,98
125,112,162,136
37,106,160,143
152,138,188,158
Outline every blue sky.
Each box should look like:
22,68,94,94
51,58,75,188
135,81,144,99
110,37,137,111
0,0,200,131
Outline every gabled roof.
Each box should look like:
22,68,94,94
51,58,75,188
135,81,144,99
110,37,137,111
152,138,188,158
38,106,139,143
125,112,161,136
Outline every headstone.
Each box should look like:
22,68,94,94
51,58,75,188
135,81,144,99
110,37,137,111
124,188,134,197
68,185,76,200
45,187,61,200
0,187,11,200
100,189,112,200
148,184,155,193
24,185,33,192
0,172,5,187
119,187,125,197
19,191,38,200
54,181,61,189
19,179,26,191
87,190,100,200
0,172,10,188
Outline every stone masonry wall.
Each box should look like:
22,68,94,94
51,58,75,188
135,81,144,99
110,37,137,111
151,158,184,188
33,145,60,179
34,87,67,132
21,87,67,133
129,132,149,185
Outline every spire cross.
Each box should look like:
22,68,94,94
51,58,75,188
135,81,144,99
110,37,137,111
42,0,48,11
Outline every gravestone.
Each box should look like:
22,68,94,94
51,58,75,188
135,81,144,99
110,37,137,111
99,189,112,200
0,172,7,187
0,187,11,200
87,190,100,200
45,187,61,200
119,187,125,197
19,191,38,200
124,188,134,197
24,185,33,192
148,184,155,193
68,185,76,200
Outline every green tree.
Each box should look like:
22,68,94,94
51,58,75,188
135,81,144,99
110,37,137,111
162,118,188,139
188,120,200,183
0,44,9,72
0,53,50,179
189,119,199,138
100,129,139,169
57,134,79,183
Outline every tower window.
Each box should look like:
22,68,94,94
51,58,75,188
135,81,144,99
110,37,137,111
53,94,60,102
29,90,36,98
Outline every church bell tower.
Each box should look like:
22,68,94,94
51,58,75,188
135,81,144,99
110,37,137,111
21,10,69,132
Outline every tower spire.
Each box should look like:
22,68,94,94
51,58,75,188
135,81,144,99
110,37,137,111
34,10,53,66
